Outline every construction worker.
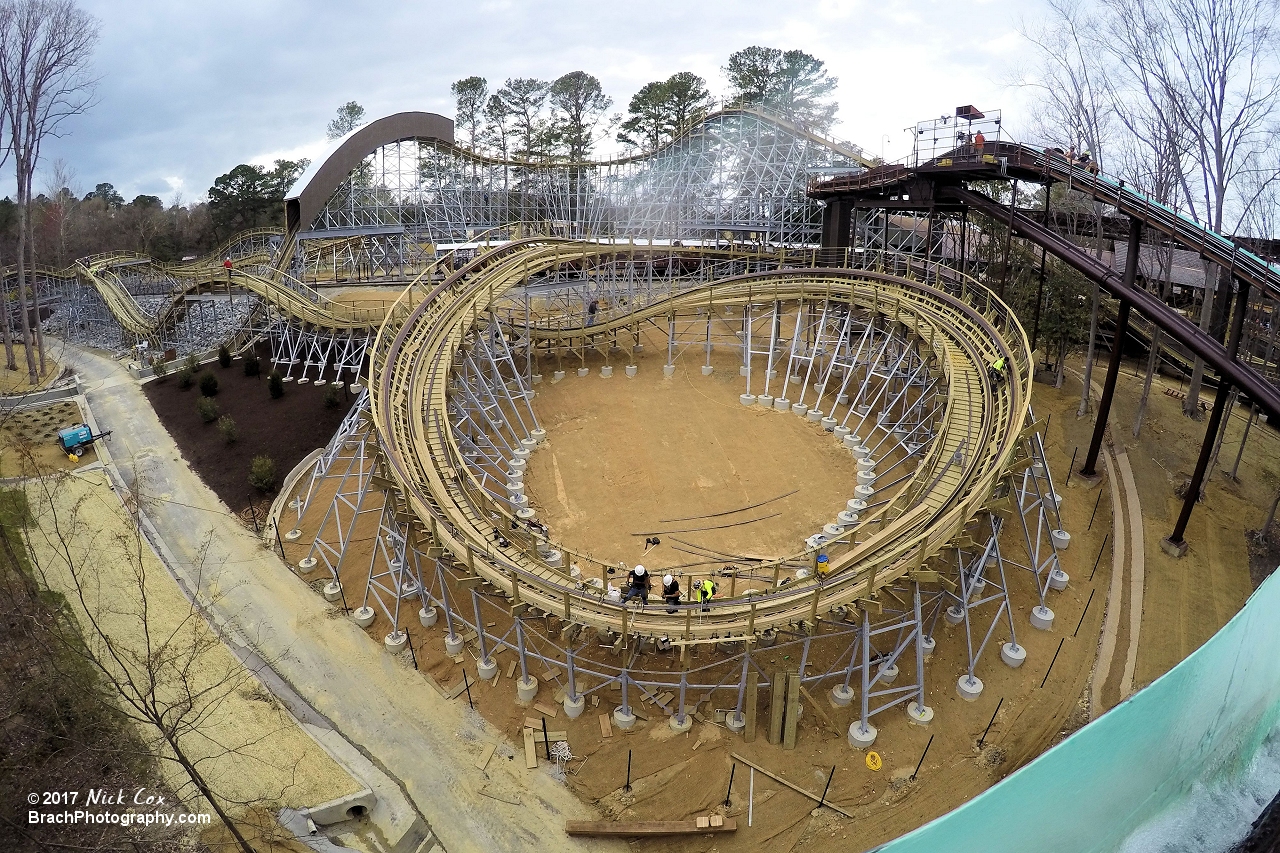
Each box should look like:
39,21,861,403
989,355,1007,383
621,564,651,606
586,297,599,326
973,129,986,154
662,573,681,613
697,578,718,612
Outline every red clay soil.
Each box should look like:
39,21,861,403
141,344,352,514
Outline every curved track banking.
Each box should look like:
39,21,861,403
368,240,1033,643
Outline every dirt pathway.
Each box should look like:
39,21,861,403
1090,443,1146,716
61,343,611,853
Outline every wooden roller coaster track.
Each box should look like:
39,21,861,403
365,240,1032,643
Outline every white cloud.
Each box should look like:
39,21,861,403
24,0,1038,202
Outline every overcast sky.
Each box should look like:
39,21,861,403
36,0,1042,204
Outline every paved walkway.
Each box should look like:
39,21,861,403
63,344,608,853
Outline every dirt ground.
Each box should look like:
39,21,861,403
523,355,865,578
0,344,60,395
273,314,1270,851
279,335,1117,853
142,343,352,514
1047,353,1261,693
21,468,361,817
0,399,97,477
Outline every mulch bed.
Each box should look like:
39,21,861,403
142,344,354,515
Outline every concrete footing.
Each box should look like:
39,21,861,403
725,711,746,733
921,635,937,658
663,364,675,376
445,634,465,656
757,394,774,407
384,632,407,653
740,394,756,406
1001,641,1027,668
577,367,589,377
625,365,637,377
848,722,878,749
1051,529,1071,550
907,701,934,726
831,684,854,707
944,604,964,626
791,403,808,416
957,674,983,701
877,663,899,684
701,365,714,375
553,370,566,381
774,398,790,411
600,365,613,377
353,606,375,628
516,676,538,703
613,706,637,729
477,657,498,680
1030,605,1055,630
419,606,438,628
285,528,302,541
669,713,693,733
1161,536,1189,557
1048,567,1070,590
564,694,585,718
323,581,343,602
298,556,317,571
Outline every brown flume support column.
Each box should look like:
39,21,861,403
1081,219,1142,478
1165,273,1252,554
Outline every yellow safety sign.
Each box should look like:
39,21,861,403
866,751,882,771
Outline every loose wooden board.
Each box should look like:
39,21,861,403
565,818,737,836
523,728,537,769
475,743,497,771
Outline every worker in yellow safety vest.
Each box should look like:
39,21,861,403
697,579,718,612
989,355,1006,383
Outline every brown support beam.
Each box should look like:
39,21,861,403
767,669,785,745
1081,219,1142,477
782,670,801,750
1165,274,1252,553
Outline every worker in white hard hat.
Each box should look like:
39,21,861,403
621,564,651,606
661,573,681,613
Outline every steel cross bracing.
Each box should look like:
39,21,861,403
284,391,372,534
266,320,371,385
365,241,1035,647
937,512,1022,698
297,111,870,283
1001,413,1069,625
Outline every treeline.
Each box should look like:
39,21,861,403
16,184,215,267
11,156,311,269
450,45,839,161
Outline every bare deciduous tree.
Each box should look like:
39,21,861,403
0,0,98,384
1100,0,1280,416
18,459,301,853
1016,0,1114,418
